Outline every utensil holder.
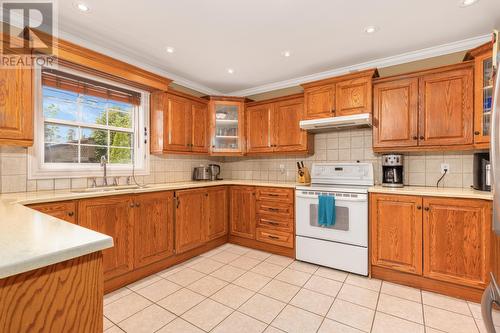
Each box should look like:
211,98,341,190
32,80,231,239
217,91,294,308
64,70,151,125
297,167,311,184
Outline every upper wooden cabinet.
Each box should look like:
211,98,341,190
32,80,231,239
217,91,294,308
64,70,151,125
246,95,313,155
229,186,256,239
209,97,246,156
150,90,209,155
0,60,33,146
301,69,377,120
372,62,474,152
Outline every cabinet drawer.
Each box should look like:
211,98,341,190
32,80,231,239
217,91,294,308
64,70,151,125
256,187,294,203
256,201,293,219
28,201,77,224
256,228,294,248
257,214,293,232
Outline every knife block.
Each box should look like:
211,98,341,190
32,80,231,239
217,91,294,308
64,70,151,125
297,167,311,184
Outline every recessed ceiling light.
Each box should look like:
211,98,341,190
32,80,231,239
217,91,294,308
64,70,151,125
166,46,175,54
281,50,291,57
459,0,479,7
364,25,378,34
227,68,234,74
75,2,90,12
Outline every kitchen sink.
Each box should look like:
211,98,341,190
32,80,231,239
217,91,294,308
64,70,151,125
71,185,148,193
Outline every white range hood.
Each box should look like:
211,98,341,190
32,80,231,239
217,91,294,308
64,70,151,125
299,113,372,132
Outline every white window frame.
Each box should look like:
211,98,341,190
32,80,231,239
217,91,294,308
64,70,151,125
28,65,150,180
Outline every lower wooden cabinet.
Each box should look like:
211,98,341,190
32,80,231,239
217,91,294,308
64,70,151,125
133,192,175,268
175,188,208,254
370,194,422,275
206,186,229,240
28,200,77,224
229,186,256,239
78,195,135,281
370,193,493,299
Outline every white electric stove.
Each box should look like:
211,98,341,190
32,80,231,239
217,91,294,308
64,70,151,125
295,162,374,276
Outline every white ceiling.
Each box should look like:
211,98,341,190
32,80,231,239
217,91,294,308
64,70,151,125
57,0,500,95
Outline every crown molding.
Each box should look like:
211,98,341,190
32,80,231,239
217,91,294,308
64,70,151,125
56,28,222,95
228,33,491,97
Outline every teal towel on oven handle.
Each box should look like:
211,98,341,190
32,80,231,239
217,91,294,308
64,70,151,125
318,194,336,227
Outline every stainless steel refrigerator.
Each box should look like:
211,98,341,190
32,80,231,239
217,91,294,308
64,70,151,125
483,29,500,333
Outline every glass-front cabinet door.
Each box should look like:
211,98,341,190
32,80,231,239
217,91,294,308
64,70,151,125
474,50,494,145
209,98,245,155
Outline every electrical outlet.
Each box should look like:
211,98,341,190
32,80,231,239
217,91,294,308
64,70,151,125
279,164,285,174
440,163,450,174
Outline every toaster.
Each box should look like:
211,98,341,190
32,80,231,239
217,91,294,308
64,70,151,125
192,166,211,181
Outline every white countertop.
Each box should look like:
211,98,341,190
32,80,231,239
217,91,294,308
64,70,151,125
368,185,493,200
0,198,113,279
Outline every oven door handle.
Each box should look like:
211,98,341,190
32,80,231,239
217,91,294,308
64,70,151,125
295,194,367,202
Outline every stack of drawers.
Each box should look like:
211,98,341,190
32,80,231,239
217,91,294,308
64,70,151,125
255,187,294,248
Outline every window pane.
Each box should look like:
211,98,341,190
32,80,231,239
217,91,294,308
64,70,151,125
109,148,132,164
108,109,132,129
44,143,78,163
43,87,78,121
44,124,79,144
80,145,107,163
81,127,108,146
108,100,133,113
110,130,132,148
81,95,107,125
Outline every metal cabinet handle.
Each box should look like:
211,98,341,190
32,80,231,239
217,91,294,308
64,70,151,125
419,136,424,140
129,202,135,208
416,205,422,210
474,131,480,135
424,207,430,211
268,208,280,212
268,194,280,197
135,202,140,207
267,221,279,226
176,199,180,208
268,235,279,240
68,211,74,217
413,136,418,140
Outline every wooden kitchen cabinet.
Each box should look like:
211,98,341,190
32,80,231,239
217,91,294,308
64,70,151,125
28,200,77,224
373,78,419,148
206,186,229,240
246,95,313,155
423,197,491,288
209,96,247,155
191,101,209,153
370,194,422,275
301,69,377,120
166,93,192,152
229,186,256,239
78,195,134,281
0,59,33,146
175,188,207,253
133,191,175,268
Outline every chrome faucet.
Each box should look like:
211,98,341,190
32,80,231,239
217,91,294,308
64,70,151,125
100,155,108,186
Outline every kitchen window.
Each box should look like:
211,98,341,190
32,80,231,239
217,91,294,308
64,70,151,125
29,67,150,179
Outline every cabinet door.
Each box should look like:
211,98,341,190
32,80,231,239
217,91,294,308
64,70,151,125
191,101,209,153
211,101,245,154
175,189,206,254
273,98,310,153
303,85,335,119
473,51,493,144
229,186,256,239
335,76,372,116
418,67,473,146
0,61,33,146
78,196,134,280
28,201,77,224
150,91,167,154
206,187,228,240
423,197,491,288
166,94,191,151
133,192,174,268
370,194,423,275
246,103,273,153
373,78,419,148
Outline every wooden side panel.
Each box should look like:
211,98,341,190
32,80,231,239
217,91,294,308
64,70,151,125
273,97,309,153
473,51,493,144
175,189,206,253
0,60,33,146
246,103,273,153
303,84,335,119
335,76,372,116
423,197,491,288
166,94,191,151
206,186,229,240
419,67,474,146
0,252,103,333
78,196,134,280
28,200,77,224
191,101,209,153
373,78,419,148
149,91,167,154
133,191,175,268
370,194,423,275
229,186,256,239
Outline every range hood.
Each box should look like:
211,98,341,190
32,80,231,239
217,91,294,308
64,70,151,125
299,113,372,132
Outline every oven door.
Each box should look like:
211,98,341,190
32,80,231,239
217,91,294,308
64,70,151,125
295,189,368,247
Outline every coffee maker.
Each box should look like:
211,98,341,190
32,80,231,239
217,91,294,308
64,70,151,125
382,154,404,187
473,152,491,191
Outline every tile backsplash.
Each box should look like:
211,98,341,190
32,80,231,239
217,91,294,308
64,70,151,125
0,128,475,193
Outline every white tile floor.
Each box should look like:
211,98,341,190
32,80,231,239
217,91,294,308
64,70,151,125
104,244,500,333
